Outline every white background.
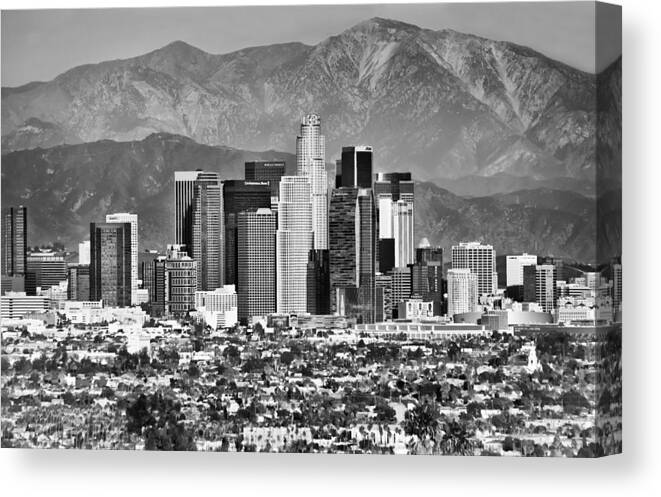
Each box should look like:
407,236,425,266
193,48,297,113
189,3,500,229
1,0,658,496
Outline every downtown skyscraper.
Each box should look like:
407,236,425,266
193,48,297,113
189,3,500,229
447,268,478,317
174,170,223,290
329,187,359,313
374,173,415,268
223,180,271,286
237,208,277,322
451,242,497,297
329,187,377,323
523,264,558,313
244,161,286,202
296,114,328,250
339,146,373,188
106,213,138,305
90,222,132,307
191,175,223,291
276,176,313,314
1,206,27,277
411,240,443,313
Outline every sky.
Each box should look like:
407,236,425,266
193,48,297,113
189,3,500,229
1,2,622,87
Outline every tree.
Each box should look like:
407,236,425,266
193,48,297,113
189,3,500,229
403,399,442,454
280,351,295,366
439,419,476,456
126,392,197,451
466,401,483,420
374,402,396,424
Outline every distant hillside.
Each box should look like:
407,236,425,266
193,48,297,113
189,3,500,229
0,133,295,249
1,134,619,264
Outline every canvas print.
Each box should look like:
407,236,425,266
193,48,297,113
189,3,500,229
0,2,621,457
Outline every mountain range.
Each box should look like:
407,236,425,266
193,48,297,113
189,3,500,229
2,17,621,193
0,17,621,263
0,133,619,264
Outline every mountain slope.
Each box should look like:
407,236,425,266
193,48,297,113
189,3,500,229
1,18,620,187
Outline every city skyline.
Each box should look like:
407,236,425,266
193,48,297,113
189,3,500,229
0,3,621,458
1,109,623,456
0,113,621,322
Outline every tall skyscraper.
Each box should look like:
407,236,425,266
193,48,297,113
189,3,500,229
535,264,557,313
447,268,478,317
147,258,167,316
340,146,373,188
191,178,223,291
237,208,277,322
223,180,271,286
174,170,203,247
392,200,414,268
523,265,537,302
106,213,138,305
357,189,377,323
329,186,377,323
1,206,27,276
90,222,132,307
411,240,443,311
276,176,313,314
506,253,538,287
67,265,90,301
451,242,497,296
296,114,328,250
175,171,223,283
374,173,415,269
329,187,359,314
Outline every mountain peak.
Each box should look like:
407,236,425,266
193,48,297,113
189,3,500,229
150,40,210,58
347,17,422,35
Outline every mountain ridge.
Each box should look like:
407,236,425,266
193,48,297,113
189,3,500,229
1,17,621,190
0,133,619,264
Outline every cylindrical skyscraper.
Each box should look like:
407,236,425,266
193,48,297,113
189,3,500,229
296,114,328,250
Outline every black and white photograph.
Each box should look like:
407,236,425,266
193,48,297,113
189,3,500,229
1,1,621,458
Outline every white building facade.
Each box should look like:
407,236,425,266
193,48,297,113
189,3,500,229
451,242,497,296
506,253,538,287
447,268,478,317
276,177,313,314
296,114,328,250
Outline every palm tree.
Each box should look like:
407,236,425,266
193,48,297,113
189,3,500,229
403,398,442,454
439,419,476,456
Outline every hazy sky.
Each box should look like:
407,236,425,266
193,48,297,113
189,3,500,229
1,2,621,87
